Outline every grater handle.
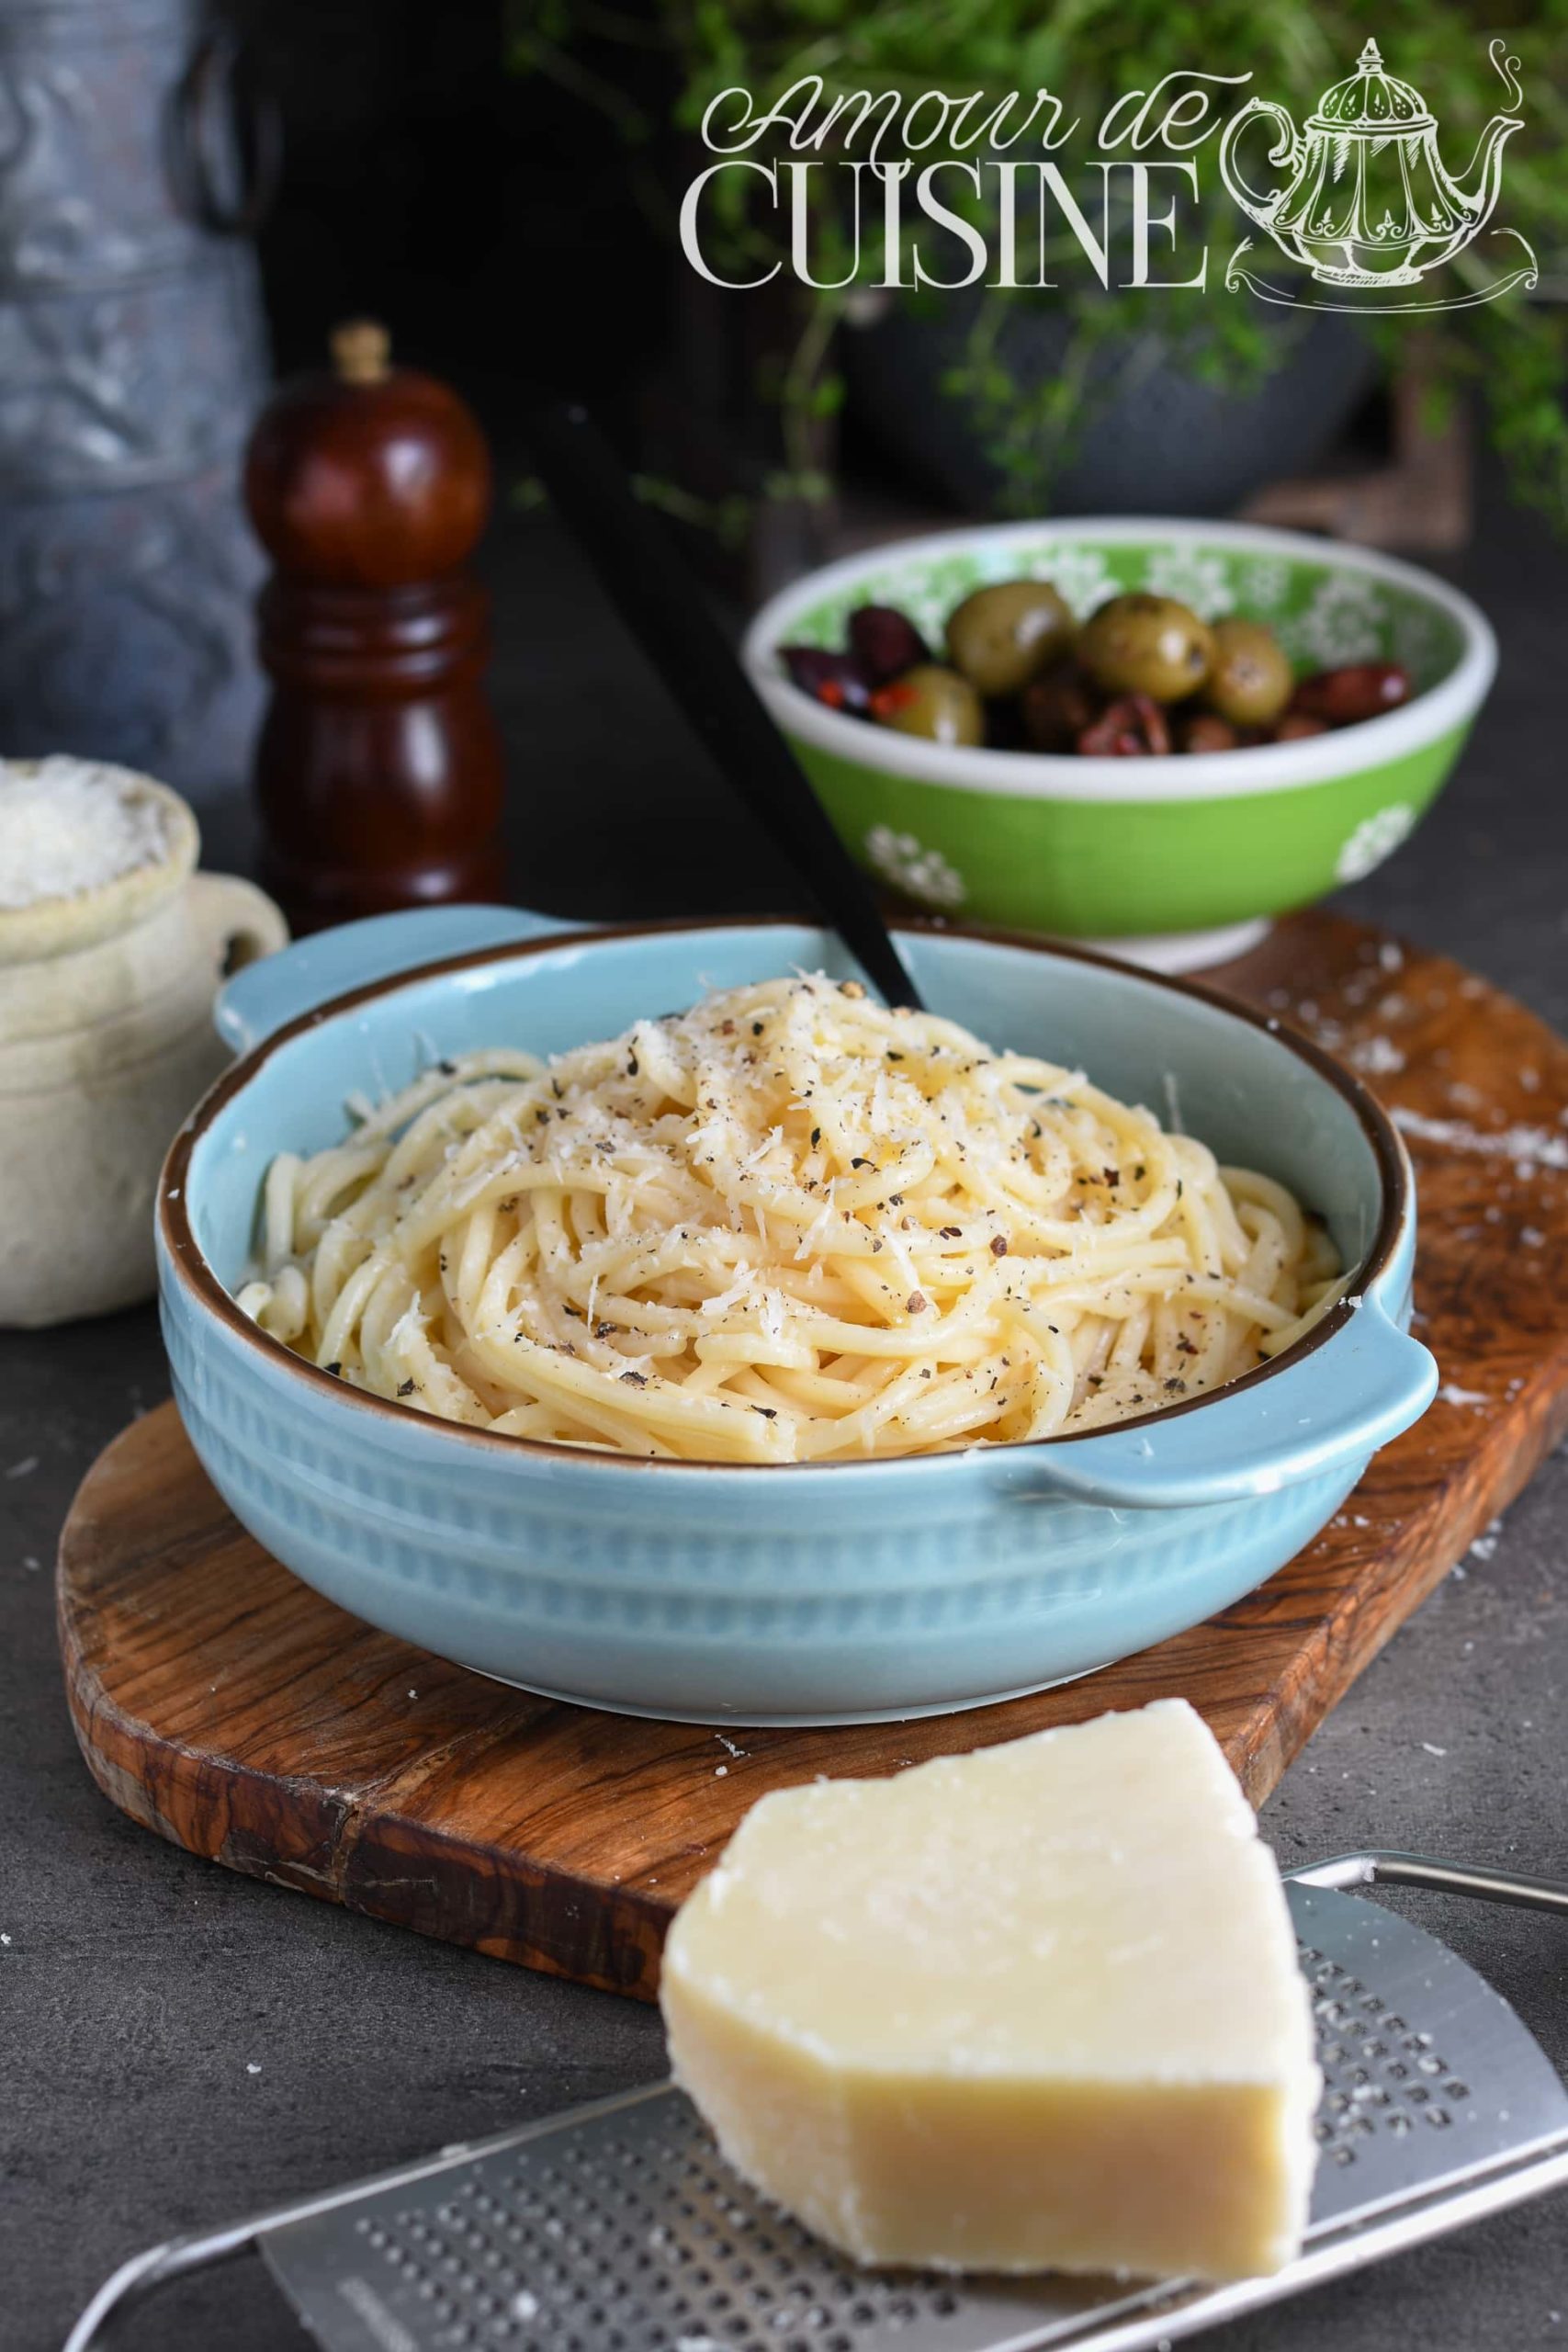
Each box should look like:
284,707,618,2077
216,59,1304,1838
1289,1849,1568,1917
62,2220,258,2351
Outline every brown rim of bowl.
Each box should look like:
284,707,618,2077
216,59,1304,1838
158,913,1409,1474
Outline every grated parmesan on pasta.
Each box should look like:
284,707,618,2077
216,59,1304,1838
235,975,1342,1463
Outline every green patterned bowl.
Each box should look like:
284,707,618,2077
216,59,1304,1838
744,519,1495,971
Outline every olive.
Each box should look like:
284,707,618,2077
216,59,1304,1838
1020,662,1100,752
1178,711,1243,754
1077,693,1171,758
869,663,984,747
847,604,928,686
944,579,1076,698
1077,593,1214,704
1273,710,1330,741
1202,617,1293,728
1290,663,1411,725
779,644,873,716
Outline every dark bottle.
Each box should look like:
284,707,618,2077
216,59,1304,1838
244,319,506,932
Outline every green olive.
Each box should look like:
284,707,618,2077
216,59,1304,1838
944,579,1076,697
871,663,983,747
1202,616,1293,728
1077,594,1214,704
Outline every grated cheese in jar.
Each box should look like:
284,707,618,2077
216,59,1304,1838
0,756,172,911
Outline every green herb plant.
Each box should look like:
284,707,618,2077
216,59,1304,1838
514,1,1568,528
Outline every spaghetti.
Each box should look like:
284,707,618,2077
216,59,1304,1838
236,974,1341,1463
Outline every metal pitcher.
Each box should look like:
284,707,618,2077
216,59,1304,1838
0,0,276,803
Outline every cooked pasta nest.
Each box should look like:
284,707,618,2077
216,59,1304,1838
237,973,1342,1463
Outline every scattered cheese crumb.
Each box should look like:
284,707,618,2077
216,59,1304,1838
1392,1106,1568,1175
1348,1036,1404,1077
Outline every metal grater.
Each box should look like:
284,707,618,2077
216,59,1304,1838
67,1854,1568,2352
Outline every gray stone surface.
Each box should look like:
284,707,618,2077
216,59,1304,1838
3,482,1566,2350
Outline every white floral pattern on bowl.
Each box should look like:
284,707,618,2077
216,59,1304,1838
1141,546,1235,619
865,825,966,909
1281,573,1390,669
1337,804,1417,883
1233,554,1293,614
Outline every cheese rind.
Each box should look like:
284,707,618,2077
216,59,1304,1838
660,1701,1319,2281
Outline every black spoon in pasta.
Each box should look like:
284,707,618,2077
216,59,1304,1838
525,399,926,1014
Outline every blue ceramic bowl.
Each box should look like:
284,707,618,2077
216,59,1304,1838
157,905,1437,1726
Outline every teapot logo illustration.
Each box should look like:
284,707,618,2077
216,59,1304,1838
1220,37,1537,311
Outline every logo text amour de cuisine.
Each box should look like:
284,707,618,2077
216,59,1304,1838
678,43,1535,316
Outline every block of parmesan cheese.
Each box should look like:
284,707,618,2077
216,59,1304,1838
660,1700,1319,2283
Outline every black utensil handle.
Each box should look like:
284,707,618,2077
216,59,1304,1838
525,401,925,1013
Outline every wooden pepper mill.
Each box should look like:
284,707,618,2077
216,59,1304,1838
245,320,506,931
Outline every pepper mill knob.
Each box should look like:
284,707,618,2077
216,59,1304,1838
245,320,506,932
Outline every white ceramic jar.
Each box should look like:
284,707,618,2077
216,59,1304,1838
0,763,287,1327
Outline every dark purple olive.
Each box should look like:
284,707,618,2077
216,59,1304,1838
779,644,873,716
847,604,929,686
1290,663,1411,725
1020,662,1100,752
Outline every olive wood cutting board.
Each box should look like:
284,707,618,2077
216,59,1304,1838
58,911,1568,2002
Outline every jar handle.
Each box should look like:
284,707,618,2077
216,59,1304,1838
187,873,290,991
167,27,283,236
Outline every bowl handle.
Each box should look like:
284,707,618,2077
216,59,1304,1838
1015,1294,1437,1510
214,904,599,1055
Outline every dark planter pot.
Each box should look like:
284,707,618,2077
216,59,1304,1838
843,297,1378,518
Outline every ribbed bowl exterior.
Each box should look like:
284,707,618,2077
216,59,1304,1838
162,1267,1364,1724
